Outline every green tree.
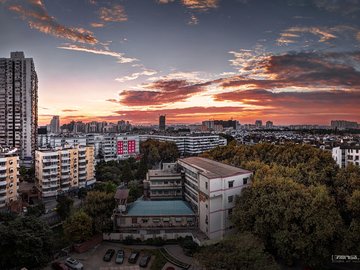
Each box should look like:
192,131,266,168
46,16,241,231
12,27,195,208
63,211,93,243
0,216,54,269
232,178,342,267
136,155,148,180
78,187,88,199
26,202,45,217
56,195,74,220
121,161,134,182
128,180,142,202
83,191,116,233
195,232,279,270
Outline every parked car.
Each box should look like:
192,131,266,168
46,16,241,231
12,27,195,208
139,254,151,267
128,251,140,264
103,249,115,262
115,250,125,264
51,261,69,270
65,257,83,270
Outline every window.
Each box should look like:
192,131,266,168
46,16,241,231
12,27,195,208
132,217,137,224
228,195,234,203
228,181,234,188
205,182,208,189
243,177,248,185
228,208,233,216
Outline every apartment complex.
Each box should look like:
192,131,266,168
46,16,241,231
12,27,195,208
139,134,227,155
0,52,38,164
38,134,140,162
331,120,359,130
0,149,19,208
35,146,95,198
144,163,183,200
332,146,360,168
178,157,252,241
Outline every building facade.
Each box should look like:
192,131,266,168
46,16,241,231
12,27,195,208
159,115,166,131
49,116,60,134
332,146,360,168
0,149,19,208
144,163,183,200
0,52,38,164
35,145,95,198
178,157,252,241
139,134,227,155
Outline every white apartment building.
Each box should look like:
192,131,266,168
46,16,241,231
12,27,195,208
38,134,87,149
39,134,140,162
332,146,360,168
0,52,38,164
178,157,252,241
0,149,19,208
35,146,95,198
139,134,227,155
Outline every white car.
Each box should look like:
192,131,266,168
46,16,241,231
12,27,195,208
65,257,83,270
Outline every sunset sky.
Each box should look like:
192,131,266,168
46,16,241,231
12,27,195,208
1,0,360,125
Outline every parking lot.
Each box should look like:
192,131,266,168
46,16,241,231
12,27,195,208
48,242,162,270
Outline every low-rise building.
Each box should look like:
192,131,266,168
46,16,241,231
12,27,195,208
143,163,183,200
178,157,252,241
0,149,19,208
332,145,360,168
35,145,95,198
139,134,227,155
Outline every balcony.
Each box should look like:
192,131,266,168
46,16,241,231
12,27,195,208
0,180,6,186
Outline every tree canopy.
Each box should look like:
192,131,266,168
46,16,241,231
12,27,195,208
0,216,54,269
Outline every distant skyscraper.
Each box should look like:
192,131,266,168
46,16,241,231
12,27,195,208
255,120,263,128
49,115,60,134
266,121,273,129
159,115,166,131
0,52,38,162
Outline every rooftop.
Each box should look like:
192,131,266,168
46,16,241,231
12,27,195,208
179,157,251,179
148,169,181,177
126,200,195,216
114,189,129,200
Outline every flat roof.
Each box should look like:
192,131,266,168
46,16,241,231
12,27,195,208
148,170,181,177
179,157,251,179
126,200,195,216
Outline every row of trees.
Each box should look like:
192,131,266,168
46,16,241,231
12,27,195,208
197,143,360,268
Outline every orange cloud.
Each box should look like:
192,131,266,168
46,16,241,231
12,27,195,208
7,0,98,44
99,4,127,22
116,79,211,106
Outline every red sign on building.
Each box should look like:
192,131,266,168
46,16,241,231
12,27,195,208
117,141,124,154
128,140,136,154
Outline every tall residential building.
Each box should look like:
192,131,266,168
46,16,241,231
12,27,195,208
35,145,95,198
0,148,19,208
49,116,60,134
159,115,166,131
0,52,38,163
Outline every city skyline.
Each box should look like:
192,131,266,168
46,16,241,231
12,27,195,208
1,0,360,125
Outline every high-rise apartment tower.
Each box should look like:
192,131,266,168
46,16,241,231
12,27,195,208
0,52,38,163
